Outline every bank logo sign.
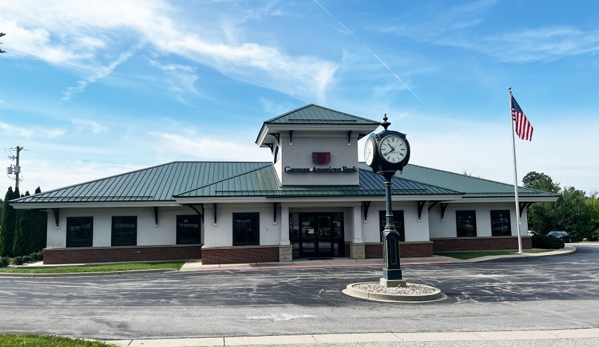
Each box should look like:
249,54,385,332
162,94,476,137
312,152,331,165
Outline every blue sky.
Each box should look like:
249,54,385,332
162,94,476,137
1,0,598,195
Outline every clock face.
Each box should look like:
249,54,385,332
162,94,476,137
364,137,375,165
380,134,407,164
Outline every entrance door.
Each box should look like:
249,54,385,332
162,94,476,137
290,213,344,258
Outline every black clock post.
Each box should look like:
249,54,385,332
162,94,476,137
364,115,411,287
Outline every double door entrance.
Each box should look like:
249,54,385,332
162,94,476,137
290,212,345,258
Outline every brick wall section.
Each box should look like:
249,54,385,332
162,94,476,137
431,236,532,253
202,246,280,265
364,242,434,259
43,244,203,264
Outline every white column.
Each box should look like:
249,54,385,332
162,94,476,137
352,205,363,243
280,205,290,245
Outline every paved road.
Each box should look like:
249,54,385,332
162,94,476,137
1,244,598,342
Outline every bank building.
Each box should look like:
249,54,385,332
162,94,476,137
11,105,558,264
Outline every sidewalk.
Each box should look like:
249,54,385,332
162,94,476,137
106,327,599,346
179,246,577,272
0,246,576,277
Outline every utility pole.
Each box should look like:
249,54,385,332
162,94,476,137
7,146,23,190
15,146,22,191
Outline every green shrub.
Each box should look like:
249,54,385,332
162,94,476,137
12,256,24,265
544,235,565,249
532,234,565,249
0,256,9,268
22,255,33,263
31,251,43,261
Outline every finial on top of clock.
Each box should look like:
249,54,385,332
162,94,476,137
381,114,391,130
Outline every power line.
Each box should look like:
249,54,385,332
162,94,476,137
313,0,440,118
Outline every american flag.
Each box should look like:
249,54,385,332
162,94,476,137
511,95,533,141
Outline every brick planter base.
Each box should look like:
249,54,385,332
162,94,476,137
43,244,203,264
364,242,434,259
431,236,532,253
201,245,280,265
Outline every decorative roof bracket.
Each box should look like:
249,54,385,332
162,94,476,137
417,201,426,221
184,204,204,222
52,208,59,228
519,202,534,218
362,201,371,222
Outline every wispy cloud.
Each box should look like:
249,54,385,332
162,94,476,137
438,27,599,63
0,0,338,102
0,121,64,138
148,131,268,161
378,0,599,63
149,60,199,94
71,119,107,133
62,44,142,100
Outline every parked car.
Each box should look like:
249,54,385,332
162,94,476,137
528,230,538,236
547,231,571,243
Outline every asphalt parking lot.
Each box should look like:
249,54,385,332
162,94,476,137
0,244,598,342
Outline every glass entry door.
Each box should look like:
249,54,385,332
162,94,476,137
290,213,344,258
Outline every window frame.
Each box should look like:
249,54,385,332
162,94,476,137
233,212,260,246
490,210,512,237
379,210,405,242
66,216,94,248
111,216,137,247
176,215,202,245
456,210,477,237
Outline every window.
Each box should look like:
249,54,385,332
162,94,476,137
177,215,201,244
491,210,511,236
66,217,93,247
233,213,259,246
379,210,405,242
456,210,477,237
112,216,137,246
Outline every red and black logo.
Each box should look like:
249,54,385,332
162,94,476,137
312,152,331,165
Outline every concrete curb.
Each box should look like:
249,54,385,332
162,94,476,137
104,328,599,346
459,246,577,263
342,282,446,303
0,268,176,278
0,246,577,278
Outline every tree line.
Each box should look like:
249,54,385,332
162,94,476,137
524,171,599,242
0,186,46,257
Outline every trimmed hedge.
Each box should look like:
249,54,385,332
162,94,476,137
532,234,565,249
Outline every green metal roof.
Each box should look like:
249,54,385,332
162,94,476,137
360,163,559,198
263,104,381,125
11,161,557,205
174,165,461,198
11,162,271,203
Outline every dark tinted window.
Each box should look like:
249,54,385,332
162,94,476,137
456,210,477,237
233,213,259,246
177,215,201,244
491,210,511,236
66,217,93,247
112,216,137,246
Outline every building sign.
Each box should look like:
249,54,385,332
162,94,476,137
284,166,357,173
312,152,331,165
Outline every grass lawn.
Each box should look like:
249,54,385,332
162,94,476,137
0,334,116,347
437,249,550,260
0,262,184,274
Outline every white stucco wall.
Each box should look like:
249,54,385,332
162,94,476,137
46,206,201,249
277,131,360,186
361,202,430,242
428,202,529,238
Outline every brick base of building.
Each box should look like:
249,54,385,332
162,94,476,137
43,244,203,264
364,242,434,259
201,245,280,265
431,236,532,253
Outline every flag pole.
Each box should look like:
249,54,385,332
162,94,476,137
509,86,523,253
